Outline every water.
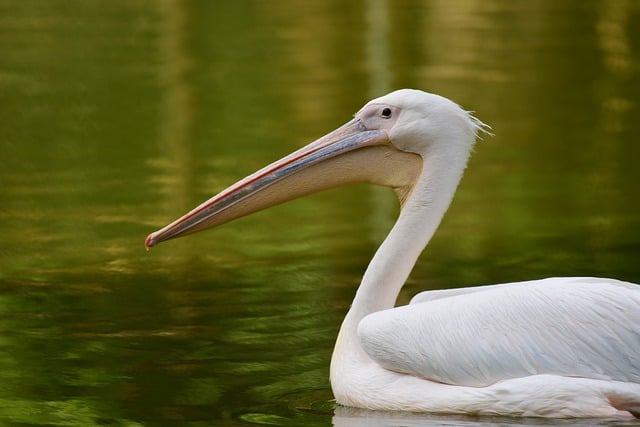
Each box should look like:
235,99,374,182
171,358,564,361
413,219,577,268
1,1,640,426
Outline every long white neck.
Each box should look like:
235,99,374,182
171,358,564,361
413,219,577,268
332,140,471,364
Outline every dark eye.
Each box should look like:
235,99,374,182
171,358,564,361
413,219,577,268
381,107,392,118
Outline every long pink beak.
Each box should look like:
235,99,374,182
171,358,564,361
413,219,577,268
145,117,420,249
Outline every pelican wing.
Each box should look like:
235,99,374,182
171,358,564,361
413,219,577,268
357,277,640,387
409,282,517,304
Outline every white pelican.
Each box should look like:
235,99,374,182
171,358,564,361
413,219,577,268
146,89,640,418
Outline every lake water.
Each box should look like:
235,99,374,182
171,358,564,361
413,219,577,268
1,1,640,426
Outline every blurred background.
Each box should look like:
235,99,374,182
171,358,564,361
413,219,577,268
1,1,639,426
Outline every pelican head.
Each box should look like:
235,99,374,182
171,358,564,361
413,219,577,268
145,89,484,248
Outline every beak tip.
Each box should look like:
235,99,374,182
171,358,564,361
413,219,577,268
145,233,157,250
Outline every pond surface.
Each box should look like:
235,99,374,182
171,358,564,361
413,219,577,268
1,1,640,426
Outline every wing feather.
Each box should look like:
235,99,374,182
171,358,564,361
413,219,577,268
357,277,640,387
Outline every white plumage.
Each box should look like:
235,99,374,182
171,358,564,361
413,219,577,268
359,277,640,387
146,89,640,417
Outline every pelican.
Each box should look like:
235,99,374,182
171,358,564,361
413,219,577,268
146,89,640,418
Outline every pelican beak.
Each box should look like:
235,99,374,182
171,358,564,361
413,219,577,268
145,117,420,248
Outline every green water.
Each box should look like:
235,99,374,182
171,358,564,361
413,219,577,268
1,1,640,426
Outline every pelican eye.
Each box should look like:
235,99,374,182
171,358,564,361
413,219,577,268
381,107,392,118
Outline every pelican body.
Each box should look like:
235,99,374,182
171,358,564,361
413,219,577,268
146,89,640,418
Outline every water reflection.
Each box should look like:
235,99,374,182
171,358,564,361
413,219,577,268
1,0,639,425
333,406,640,427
